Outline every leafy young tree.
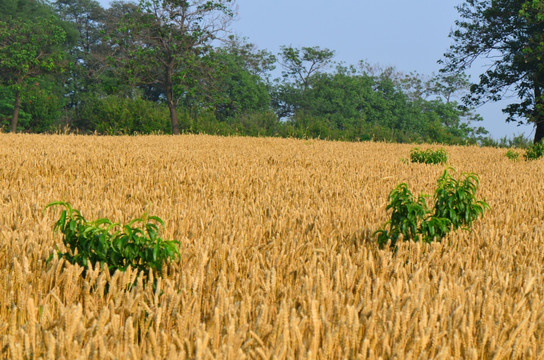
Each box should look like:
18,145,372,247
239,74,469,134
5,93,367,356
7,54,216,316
442,0,544,143
115,0,235,135
0,17,66,133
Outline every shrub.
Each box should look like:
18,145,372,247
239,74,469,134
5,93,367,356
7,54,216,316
23,80,65,132
45,201,180,278
76,96,171,134
373,183,431,247
432,170,489,232
524,142,544,160
505,149,520,160
409,148,448,165
374,168,489,248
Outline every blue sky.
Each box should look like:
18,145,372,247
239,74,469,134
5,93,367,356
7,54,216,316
98,0,535,140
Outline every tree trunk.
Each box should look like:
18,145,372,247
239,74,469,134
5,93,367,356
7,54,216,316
534,85,544,144
10,88,22,133
165,65,180,135
167,92,180,135
168,103,180,135
535,117,544,144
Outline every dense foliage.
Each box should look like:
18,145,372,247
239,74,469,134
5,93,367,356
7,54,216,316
1,0,530,145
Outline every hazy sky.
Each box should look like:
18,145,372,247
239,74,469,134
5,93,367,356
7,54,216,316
97,0,534,140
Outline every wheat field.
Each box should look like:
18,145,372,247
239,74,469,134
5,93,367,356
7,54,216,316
1,134,544,359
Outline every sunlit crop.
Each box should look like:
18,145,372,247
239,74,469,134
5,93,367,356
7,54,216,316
1,134,544,359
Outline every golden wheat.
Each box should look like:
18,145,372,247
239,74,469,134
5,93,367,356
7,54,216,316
1,134,544,359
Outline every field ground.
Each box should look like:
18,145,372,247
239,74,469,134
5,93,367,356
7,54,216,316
1,134,544,359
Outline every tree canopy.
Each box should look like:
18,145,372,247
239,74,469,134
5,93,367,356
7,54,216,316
0,16,66,132
112,0,235,134
442,0,544,143
0,0,507,145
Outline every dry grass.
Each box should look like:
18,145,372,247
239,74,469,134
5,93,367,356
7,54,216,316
1,134,544,359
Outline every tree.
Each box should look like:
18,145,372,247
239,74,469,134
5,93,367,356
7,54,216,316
221,35,276,79
0,0,57,19
0,17,66,132
272,46,334,120
441,0,544,143
115,0,235,135
270,60,487,144
426,72,470,104
206,37,275,121
100,1,143,98
279,45,335,89
54,0,107,110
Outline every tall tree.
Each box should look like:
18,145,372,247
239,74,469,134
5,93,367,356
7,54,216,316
54,0,107,109
0,0,56,19
441,0,544,143
101,1,143,98
273,46,334,119
115,0,235,134
206,36,275,120
279,46,335,89
0,17,66,132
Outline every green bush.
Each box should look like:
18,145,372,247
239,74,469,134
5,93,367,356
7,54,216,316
23,79,65,132
409,148,448,165
505,149,520,160
76,96,171,134
374,168,489,248
374,182,431,247
45,201,180,278
0,85,31,132
432,170,489,232
524,142,544,160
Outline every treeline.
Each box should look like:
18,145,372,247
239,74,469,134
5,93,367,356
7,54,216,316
0,0,504,144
